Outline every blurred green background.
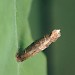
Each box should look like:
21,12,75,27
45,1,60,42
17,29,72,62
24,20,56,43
0,0,75,75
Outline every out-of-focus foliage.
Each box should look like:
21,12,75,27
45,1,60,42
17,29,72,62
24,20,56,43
29,0,75,75
0,0,75,75
0,0,47,75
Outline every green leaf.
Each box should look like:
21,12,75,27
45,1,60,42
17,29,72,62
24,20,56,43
0,0,47,75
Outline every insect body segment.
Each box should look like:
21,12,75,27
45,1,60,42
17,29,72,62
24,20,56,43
16,29,61,62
